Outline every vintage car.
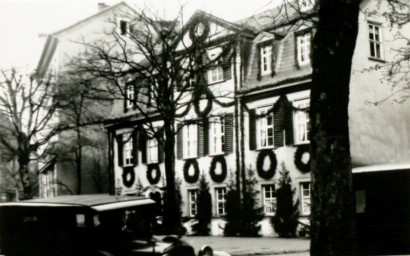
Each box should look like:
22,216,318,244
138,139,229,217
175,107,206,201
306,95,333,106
0,194,228,256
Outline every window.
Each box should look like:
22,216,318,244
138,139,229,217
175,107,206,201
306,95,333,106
215,187,226,216
294,99,310,144
123,133,133,166
207,47,224,84
263,185,276,216
183,124,198,159
299,0,314,12
296,32,311,66
301,182,311,215
209,116,225,155
147,138,158,164
368,23,383,60
260,45,272,75
188,190,198,217
257,106,274,148
126,84,134,109
120,20,128,35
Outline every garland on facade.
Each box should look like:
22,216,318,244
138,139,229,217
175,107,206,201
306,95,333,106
147,164,161,185
122,166,135,188
256,149,277,179
194,88,213,117
209,155,228,183
188,19,210,43
183,159,200,183
294,144,311,173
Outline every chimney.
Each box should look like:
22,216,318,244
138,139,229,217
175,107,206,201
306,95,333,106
98,2,109,12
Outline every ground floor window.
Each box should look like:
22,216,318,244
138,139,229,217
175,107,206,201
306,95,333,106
188,189,198,217
262,184,276,216
215,187,226,216
300,182,311,215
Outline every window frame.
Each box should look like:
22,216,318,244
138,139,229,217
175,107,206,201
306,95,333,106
368,23,384,60
296,31,311,66
300,182,311,215
207,47,224,84
188,189,198,217
260,45,273,75
126,84,135,109
183,123,198,159
294,99,310,145
209,116,225,156
215,187,227,216
123,133,133,166
257,106,274,149
262,184,277,216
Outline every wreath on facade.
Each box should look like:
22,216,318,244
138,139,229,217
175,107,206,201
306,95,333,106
209,155,227,183
188,19,210,43
294,144,311,173
194,88,213,117
256,149,277,179
183,159,200,183
147,164,161,185
122,166,135,188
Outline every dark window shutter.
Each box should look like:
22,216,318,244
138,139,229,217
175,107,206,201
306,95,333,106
274,108,284,148
249,109,257,150
158,130,164,163
132,129,138,166
138,130,147,164
177,123,183,160
223,50,231,81
197,121,204,157
124,86,128,113
120,20,127,35
225,113,234,153
202,53,209,84
203,118,209,156
270,44,276,77
257,45,262,81
116,134,123,166
133,83,138,110
285,103,294,145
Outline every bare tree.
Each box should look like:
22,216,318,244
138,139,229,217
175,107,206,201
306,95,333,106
70,8,235,233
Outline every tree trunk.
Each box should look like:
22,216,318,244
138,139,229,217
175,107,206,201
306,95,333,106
162,119,180,234
310,1,361,255
18,154,32,199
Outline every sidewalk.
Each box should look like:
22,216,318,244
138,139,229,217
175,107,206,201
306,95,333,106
180,236,310,256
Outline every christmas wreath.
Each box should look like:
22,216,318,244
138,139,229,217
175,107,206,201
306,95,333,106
147,164,161,185
256,149,277,179
294,144,311,173
194,89,213,117
122,166,135,188
188,19,210,43
209,155,227,183
183,159,200,183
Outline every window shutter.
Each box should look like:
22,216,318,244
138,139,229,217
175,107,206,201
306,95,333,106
138,130,147,164
202,53,209,84
225,113,234,153
285,103,294,145
223,50,232,81
257,45,262,81
270,44,276,77
158,130,164,163
197,121,204,157
116,134,123,166
274,107,284,148
203,118,209,156
177,123,183,160
249,109,257,150
132,129,138,166
124,86,128,113
133,83,138,110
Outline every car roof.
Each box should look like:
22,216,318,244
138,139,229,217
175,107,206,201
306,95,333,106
0,194,156,212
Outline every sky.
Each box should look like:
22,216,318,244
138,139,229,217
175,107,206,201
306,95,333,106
0,0,278,70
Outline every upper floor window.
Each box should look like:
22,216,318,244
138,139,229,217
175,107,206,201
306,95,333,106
368,23,383,60
123,133,133,166
209,116,225,155
147,137,158,164
294,99,310,144
126,84,134,109
215,187,226,216
188,189,198,217
183,124,198,159
119,19,134,36
299,0,314,12
260,45,273,75
207,47,224,84
301,182,311,215
263,184,276,216
257,106,274,149
296,32,311,66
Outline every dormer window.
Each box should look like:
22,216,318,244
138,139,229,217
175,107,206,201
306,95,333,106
207,47,224,84
296,31,311,66
260,45,273,75
126,84,135,109
299,0,314,12
119,19,134,36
